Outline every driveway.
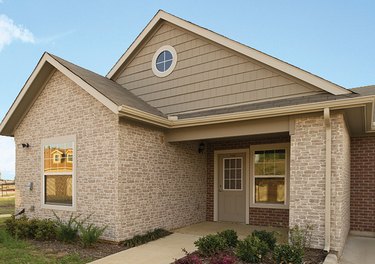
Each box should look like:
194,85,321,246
340,235,375,264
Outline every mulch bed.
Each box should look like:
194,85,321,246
178,248,327,264
261,248,327,264
29,239,124,261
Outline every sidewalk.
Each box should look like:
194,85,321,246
339,235,375,264
89,233,199,264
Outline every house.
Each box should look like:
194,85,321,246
1,10,374,255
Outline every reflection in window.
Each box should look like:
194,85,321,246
254,149,286,205
45,175,72,205
43,141,74,206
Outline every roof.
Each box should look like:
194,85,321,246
1,11,374,137
351,85,375,96
0,52,163,136
107,10,351,96
177,93,360,119
49,54,164,117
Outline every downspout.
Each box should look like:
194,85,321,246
324,108,331,252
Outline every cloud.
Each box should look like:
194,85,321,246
0,14,35,51
0,136,15,180
36,29,75,45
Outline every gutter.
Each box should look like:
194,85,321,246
118,95,375,129
324,107,331,252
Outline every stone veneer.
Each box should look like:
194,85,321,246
14,70,207,241
14,70,120,240
117,119,207,239
290,113,350,253
350,136,375,233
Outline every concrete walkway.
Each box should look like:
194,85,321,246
90,221,288,264
339,235,375,264
89,233,199,264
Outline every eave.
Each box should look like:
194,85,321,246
118,95,375,132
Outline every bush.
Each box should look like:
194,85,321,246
194,234,227,257
120,228,172,248
78,223,107,248
209,252,237,264
273,244,304,264
53,212,80,243
252,230,277,250
5,216,57,240
174,249,202,264
289,224,313,249
5,216,30,239
29,218,57,240
235,235,269,263
217,229,238,248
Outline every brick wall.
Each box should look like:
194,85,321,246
351,136,375,233
14,70,121,240
290,113,350,253
118,119,207,239
249,208,289,227
206,136,290,227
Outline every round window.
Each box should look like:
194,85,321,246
152,45,177,77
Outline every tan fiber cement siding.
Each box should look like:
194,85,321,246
14,70,120,240
116,22,325,115
290,113,350,253
118,119,207,239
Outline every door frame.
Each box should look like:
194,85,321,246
214,148,250,224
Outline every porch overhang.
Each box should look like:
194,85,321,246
118,95,375,141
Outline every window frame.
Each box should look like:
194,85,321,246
250,143,289,209
222,157,243,191
151,45,177,77
41,135,76,211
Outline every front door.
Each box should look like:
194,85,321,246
218,152,246,223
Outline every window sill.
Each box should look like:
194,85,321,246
41,204,76,211
250,203,289,210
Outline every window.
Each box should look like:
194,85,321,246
42,136,75,209
223,157,243,190
152,45,177,77
251,144,288,208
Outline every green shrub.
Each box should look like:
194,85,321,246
235,235,269,263
194,234,226,257
289,224,313,249
252,230,277,250
53,212,80,243
217,229,238,248
120,228,172,248
273,244,304,264
5,216,57,241
78,223,107,248
29,218,57,240
5,216,30,239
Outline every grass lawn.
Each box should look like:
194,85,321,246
0,197,91,264
0,196,15,215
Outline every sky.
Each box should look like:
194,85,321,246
0,0,374,179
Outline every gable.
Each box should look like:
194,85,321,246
115,22,328,115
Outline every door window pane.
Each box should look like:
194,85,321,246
223,157,243,190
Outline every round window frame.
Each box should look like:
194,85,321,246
151,45,177,77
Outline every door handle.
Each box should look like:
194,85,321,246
219,185,223,192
